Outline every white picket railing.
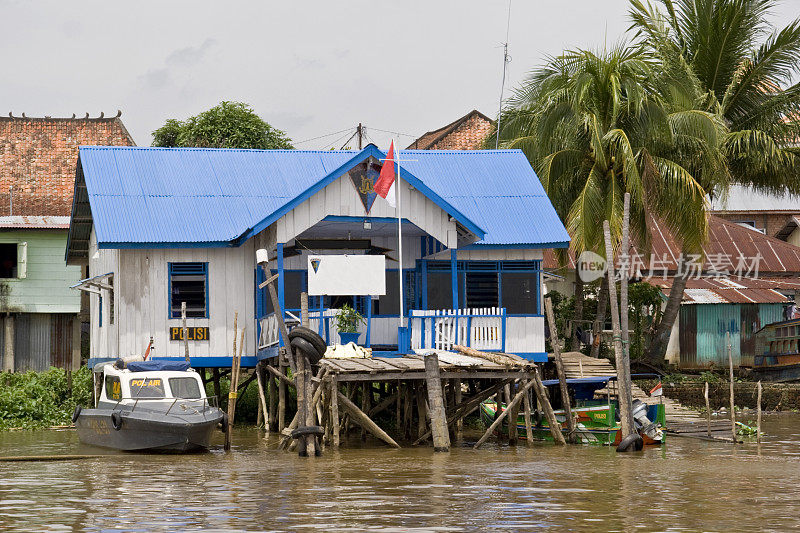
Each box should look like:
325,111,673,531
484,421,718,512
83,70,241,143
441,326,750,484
409,308,506,352
258,313,281,349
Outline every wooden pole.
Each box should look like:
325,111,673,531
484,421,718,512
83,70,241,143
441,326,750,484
728,332,736,443
424,353,451,452
531,367,567,445
337,391,400,448
474,378,538,449
704,381,711,438
454,378,463,441
295,351,309,456
268,373,277,431
603,220,635,439
278,354,287,431
255,361,269,432
181,301,190,363
331,376,340,447
757,380,762,445
452,344,524,367
224,314,241,451
507,381,519,445
544,297,576,443
416,383,428,440
212,368,221,406
522,380,534,445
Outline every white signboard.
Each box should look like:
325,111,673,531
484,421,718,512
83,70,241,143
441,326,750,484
307,255,386,296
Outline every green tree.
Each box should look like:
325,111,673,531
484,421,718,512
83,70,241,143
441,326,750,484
152,101,294,149
492,45,714,356
630,0,800,362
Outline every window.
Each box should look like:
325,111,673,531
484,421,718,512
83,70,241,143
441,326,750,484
169,263,208,318
502,273,538,314
105,376,122,401
169,377,202,399
465,272,499,308
427,272,453,310
129,377,166,398
0,242,26,279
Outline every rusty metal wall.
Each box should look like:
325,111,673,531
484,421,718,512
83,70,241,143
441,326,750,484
4,313,76,372
50,314,73,369
679,305,697,367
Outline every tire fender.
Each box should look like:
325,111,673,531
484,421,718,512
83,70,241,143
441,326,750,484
71,405,82,424
616,433,644,453
110,411,123,431
219,412,229,432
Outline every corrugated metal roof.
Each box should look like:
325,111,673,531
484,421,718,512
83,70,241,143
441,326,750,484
0,215,71,229
648,277,793,304
710,184,800,212
77,145,570,248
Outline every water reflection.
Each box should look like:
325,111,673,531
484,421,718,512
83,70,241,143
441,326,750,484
1,415,799,531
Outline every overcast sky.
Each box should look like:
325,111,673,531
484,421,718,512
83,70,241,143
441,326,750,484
1,0,797,149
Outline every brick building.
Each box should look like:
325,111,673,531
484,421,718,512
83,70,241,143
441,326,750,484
710,184,800,241
407,109,493,150
0,113,134,371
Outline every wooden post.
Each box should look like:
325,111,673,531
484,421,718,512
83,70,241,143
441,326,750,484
454,378,463,441
295,349,309,456
474,378,538,449
603,220,635,439
278,353,287,431
531,367,567,445
337,391,400,448
224,314,242,451
361,382,371,442
544,297,576,443
423,353,451,452
181,301,190,363
3,314,14,372
301,292,309,327
268,372,277,431
522,380,534,445
508,381,519,445
704,381,711,438
331,376,340,447
255,361,269,432
757,380,762,445
416,383,427,440
728,332,736,443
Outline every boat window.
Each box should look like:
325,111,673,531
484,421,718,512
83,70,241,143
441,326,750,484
129,377,166,398
105,376,122,401
169,377,202,399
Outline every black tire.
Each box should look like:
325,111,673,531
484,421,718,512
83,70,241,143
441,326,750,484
110,411,123,431
616,433,644,453
219,412,229,433
290,336,323,365
71,405,82,424
291,425,325,439
289,326,327,360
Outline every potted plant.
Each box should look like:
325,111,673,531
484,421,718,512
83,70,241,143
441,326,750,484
335,303,366,345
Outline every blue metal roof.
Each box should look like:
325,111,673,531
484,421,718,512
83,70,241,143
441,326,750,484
77,145,569,249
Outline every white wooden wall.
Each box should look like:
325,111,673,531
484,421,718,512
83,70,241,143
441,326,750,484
89,230,256,360
504,316,546,354
275,170,459,248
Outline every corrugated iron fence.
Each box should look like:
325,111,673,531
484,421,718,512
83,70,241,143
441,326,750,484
1,313,78,372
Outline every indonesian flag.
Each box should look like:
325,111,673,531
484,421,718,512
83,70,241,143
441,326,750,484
650,382,663,397
374,141,396,208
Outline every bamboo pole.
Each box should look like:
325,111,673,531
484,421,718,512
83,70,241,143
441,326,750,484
255,362,269,432
757,380,762,445
424,353,451,452
728,332,736,443
452,344,524,367
337,391,400,448
544,297,576,443
181,301,190,363
603,220,635,439
704,381,711,438
522,380,534,445
531,367,567,445
224,315,242,451
474,379,538,449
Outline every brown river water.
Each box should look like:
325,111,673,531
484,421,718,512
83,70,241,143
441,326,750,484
1,413,799,532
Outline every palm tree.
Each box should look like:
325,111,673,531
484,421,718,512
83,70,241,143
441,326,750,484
493,45,714,356
630,0,800,362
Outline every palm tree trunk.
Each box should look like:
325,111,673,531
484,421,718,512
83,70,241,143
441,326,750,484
590,276,609,358
570,274,584,350
645,272,687,365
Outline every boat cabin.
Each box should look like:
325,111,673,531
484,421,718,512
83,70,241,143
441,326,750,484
95,361,206,407
66,145,570,369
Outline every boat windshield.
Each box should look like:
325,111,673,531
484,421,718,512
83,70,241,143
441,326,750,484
169,377,202,399
129,377,166,398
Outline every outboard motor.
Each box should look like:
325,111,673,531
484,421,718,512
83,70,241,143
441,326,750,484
631,399,663,444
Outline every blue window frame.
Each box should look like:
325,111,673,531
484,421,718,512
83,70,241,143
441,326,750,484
169,262,209,319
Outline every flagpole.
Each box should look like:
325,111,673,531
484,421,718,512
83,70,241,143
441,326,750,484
396,140,404,330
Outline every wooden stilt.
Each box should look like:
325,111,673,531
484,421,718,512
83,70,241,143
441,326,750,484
454,378,463,441
423,353,450,452
395,381,402,434
361,382,371,442
331,376,340,448
224,315,243,451
728,332,736,444
531,367,566,445
545,297,576,443
212,368,221,406
522,380,534,445
278,356,287,432
704,381,711,438
757,380,762,445
337,391,400,448
508,381,519,445
403,382,412,439
416,383,428,440
474,378,537,449
255,361,269,432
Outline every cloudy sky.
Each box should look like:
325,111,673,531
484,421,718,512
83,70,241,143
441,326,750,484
1,0,796,149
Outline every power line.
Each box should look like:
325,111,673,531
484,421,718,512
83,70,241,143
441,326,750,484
294,127,353,145
495,0,512,150
364,126,418,138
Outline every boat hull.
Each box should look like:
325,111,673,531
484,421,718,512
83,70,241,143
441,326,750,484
75,408,224,452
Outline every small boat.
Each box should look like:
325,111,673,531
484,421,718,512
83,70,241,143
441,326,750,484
74,360,226,452
479,376,665,446
753,318,800,382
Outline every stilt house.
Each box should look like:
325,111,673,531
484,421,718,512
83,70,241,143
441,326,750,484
66,144,569,368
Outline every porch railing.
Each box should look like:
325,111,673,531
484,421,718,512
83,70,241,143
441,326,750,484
409,307,507,352
258,309,342,350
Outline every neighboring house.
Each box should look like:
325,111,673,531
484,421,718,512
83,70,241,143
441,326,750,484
710,184,800,239
0,113,134,371
66,144,570,369
544,215,800,369
407,110,493,150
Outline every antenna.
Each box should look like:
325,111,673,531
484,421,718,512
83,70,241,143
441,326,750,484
495,0,512,149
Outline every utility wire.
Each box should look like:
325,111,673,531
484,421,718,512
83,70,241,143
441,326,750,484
364,126,418,138
294,127,353,145
495,0,512,149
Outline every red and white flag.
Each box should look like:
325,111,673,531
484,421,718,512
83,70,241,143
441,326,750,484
374,141,396,208
650,382,663,397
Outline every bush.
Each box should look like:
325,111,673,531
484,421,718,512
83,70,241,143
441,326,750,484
0,367,93,430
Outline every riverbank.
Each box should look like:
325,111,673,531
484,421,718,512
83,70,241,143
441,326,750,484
656,381,800,411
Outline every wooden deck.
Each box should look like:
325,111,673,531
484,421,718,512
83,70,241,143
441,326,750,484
320,350,533,382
